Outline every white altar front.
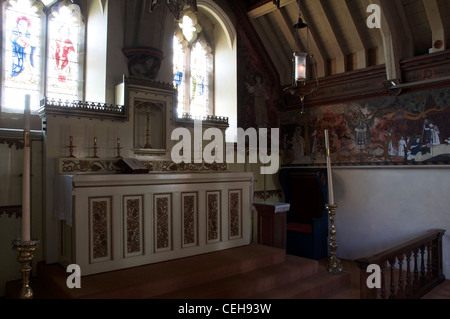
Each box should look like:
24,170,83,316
56,172,253,275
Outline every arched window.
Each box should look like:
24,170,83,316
173,11,213,119
1,0,84,113
46,0,84,101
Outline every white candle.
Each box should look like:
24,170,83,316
324,129,334,205
22,95,31,241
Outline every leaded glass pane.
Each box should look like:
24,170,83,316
2,0,44,111
46,1,83,101
173,36,186,118
190,42,208,118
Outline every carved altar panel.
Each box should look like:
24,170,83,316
123,195,144,258
89,197,112,263
154,193,172,253
182,192,198,248
62,172,253,275
228,190,242,240
206,191,221,244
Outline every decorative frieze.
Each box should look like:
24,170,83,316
0,205,22,218
0,137,24,150
39,97,126,120
60,158,122,174
59,158,228,174
254,189,283,202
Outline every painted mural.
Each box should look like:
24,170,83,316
236,12,281,131
282,87,450,166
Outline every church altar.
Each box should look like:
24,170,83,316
56,172,253,276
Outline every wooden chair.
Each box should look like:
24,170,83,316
279,168,329,260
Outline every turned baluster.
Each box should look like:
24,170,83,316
420,245,426,283
413,248,419,289
426,242,432,280
380,263,386,299
388,259,396,299
405,251,412,296
397,254,404,298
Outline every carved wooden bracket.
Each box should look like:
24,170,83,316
0,205,22,218
0,137,24,150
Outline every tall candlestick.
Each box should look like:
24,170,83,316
22,95,31,242
324,129,334,205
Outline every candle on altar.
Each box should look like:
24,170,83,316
22,95,31,241
324,129,334,205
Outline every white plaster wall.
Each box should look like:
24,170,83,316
332,167,450,278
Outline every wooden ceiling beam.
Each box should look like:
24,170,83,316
423,0,446,52
343,0,367,69
251,17,290,83
316,0,346,74
393,0,414,57
260,14,292,68
247,0,296,19
272,8,296,51
371,0,403,81
298,2,329,78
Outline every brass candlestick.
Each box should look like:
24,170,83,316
91,137,99,158
115,138,123,159
66,136,76,158
12,239,40,299
326,203,343,273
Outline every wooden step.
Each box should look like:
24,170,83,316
6,244,356,300
153,254,319,299
25,244,288,299
249,268,351,299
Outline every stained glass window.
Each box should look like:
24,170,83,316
2,0,45,112
1,0,84,113
173,36,186,118
46,1,84,101
173,13,212,119
190,42,209,118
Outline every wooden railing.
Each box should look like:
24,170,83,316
355,229,446,299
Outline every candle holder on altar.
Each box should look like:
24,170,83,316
66,136,77,158
325,203,343,273
11,239,40,299
115,138,123,159
90,137,99,158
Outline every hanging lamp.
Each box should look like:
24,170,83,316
283,0,319,114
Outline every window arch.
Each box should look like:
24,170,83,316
173,10,213,119
1,0,84,113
